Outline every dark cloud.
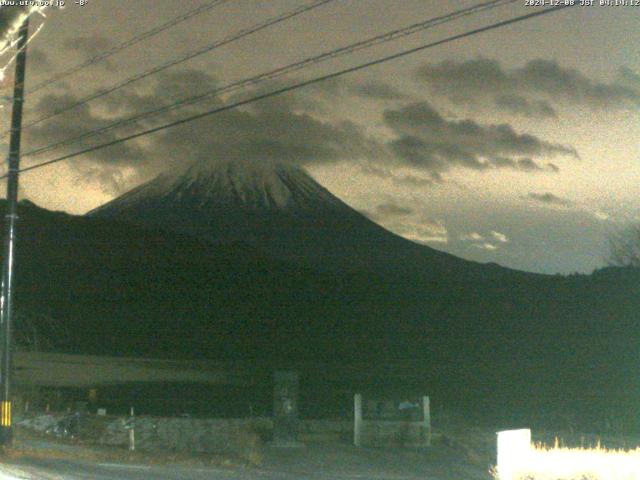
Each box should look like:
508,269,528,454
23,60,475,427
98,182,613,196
24,68,381,193
383,102,577,175
23,65,577,194
64,34,115,67
150,76,380,170
527,192,571,206
307,77,408,102
359,164,438,187
494,94,557,119
27,91,145,165
100,69,224,114
619,66,640,89
350,81,409,100
416,58,640,113
374,202,413,217
518,60,638,108
25,88,150,194
28,47,51,71
360,200,415,223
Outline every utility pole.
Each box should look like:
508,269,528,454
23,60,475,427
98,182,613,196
0,16,29,446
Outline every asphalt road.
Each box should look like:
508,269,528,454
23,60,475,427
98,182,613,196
0,441,492,479
0,458,436,480
1,459,290,480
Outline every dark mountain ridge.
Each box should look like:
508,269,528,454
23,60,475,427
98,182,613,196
88,158,528,282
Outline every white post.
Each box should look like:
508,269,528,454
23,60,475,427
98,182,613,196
496,428,531,480
422,396,431,446
354,393,362,447
128,407,135,452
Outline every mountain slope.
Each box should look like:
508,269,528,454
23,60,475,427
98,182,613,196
88,158,500,278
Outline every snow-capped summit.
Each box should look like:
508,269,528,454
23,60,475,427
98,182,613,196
88,157,474,276
91,157,344,215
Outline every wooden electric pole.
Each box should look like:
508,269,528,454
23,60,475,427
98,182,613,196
0,16,29,445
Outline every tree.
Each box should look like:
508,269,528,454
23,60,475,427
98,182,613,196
14,310,70,352
608,224,640,267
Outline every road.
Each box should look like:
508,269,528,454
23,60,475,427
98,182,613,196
0,443,491,480
0,459,306,480
0,437,492,479
0,458,440,480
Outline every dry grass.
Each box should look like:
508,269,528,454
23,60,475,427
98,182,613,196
493,441,640,480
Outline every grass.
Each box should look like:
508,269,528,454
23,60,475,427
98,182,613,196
493,437,640,480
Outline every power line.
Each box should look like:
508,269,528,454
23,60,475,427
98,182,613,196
9,0,336,137
22,0,231,95
7,5,575,179
21,0,515,160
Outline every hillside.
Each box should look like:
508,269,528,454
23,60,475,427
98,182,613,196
4,198,639,428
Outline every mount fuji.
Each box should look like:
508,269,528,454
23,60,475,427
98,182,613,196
88,157,502,278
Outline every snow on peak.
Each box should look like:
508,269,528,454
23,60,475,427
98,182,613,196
175,157,297,209
94,157,346,216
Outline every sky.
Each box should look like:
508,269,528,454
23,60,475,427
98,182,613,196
0,0,638,274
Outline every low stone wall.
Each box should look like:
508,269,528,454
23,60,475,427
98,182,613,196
298,419,352,442
16,414,352,453
101,417,353,450
356,421,430,447
101,416,271,453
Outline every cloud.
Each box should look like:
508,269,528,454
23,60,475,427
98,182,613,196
359,164,437,187
527,192,572,206
491,231,509,243
460,230,507,250
460,232,483,241
518,60,639,108
526,192,611,224
494,94,557,119
27,91,147,168
618,66,640,89
473,242,497,251
416,58,640,114
373,202,414,217
28,47,51,71
153,87,378,170
594,211,609,221
361,200,447,245
22,66,575,195
383,102,577,176
25,89,155,194
361,201,415,222
394,219,448,244
23,69,382,193
308,77,409,102
64,34,116,67
350,81,409,101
